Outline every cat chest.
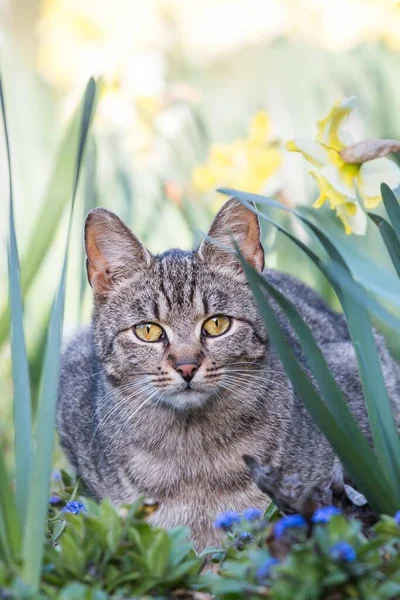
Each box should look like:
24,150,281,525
115,430,263,502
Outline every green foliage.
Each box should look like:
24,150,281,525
0,75,97,593
202,511,400,600
0,493,201,599
219,184,400,517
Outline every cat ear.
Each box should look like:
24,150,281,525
198,198,264,272
85,208,152,295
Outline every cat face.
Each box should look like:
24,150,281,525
85,199,267,410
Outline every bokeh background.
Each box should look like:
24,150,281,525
1,0,400,460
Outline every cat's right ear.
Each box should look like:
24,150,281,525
85,208,152,296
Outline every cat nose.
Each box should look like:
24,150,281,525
175,361,198,382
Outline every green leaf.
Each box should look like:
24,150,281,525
0,75,33,531
0,448,21,564
369,213,400,278
22,78,97,591
0,80,101,346
219,187,400,509
323,261,400,333
381,183,400,238
146,531,171,577
236,253,395,514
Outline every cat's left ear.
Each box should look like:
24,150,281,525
198,198,264,272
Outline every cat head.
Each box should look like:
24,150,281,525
85,198,267,410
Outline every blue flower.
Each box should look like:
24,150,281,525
330,541,356,562
394,510,400,525
62,501,86,515
214,511,241,530
238,531,253,542
49,495,62,505
256,558,279,582
52,470,61,482
242,508,263,521
274,514,306,539
312,506,342,524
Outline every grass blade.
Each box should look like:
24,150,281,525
381,183,400,238
237,253,396,514
0,80,101,347
22,78,97,591
79,138,97,320
0,448,21,563
219,187,400,504
0,76,33,531
324,261,400,332
369,213,400,278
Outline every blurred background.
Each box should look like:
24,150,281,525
1,0,400,459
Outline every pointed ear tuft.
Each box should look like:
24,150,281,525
85,208,151,296
198,198,264,272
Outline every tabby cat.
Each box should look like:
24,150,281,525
57,198,400,547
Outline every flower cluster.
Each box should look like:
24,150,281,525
330,541,356,562
193,112,282,198
214,511,241,531
274,514,306,539
62,500,87,515
287,97,400,234
312,506,342,523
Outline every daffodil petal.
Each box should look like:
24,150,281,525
358,157,400,207
286,138,330,167
336,201,367,236
309,168,349,210
319,164,356,202
316,97,356,151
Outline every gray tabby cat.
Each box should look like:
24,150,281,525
57,198,400,547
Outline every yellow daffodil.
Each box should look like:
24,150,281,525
192,112,282,198
287,97,400,234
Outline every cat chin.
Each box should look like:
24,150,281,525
160,388,214,411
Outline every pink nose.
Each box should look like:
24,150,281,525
176,362,198,382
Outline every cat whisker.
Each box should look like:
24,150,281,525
89,382,155,455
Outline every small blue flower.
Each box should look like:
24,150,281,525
49,495,62,505
394,510,400,525
330,541,356,562
62,501,86,515
256,558,279,582
238,531,253,542
312,506,342,524
242,507,263,521
52,470,61,481
274,514,306,539
214,511,241,530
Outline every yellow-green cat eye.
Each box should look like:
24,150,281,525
134,323,165,343
202,315,231,338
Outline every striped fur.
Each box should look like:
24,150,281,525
57,199,400,547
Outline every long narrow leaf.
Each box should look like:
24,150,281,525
237,252,396,514
0,447,21,562
219,187,400,503
22,78,97,591
369,213,400,278
0,81,102,347
0,75,33,531
324,261,400,333
381,183,400,238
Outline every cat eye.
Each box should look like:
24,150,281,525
202,315,231,338
134,322,165,343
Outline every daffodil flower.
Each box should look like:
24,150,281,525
287,97,400,234
193,112,282,201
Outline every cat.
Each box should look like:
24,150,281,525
57,198,400,547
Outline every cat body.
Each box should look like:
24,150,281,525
58,199,400,547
